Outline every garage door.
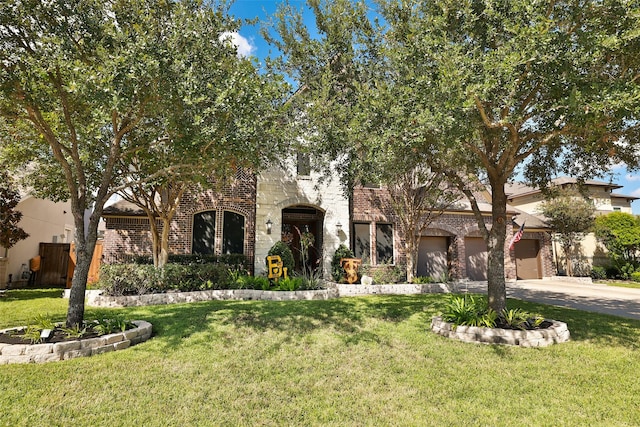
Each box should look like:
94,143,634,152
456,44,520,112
515,239,541,280
417,236,448,278
465,237,488,281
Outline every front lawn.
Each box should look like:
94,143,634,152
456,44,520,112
1,289,639,426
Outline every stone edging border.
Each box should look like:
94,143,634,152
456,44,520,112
430,316,571,347
67,283,450,308
0,320,152,365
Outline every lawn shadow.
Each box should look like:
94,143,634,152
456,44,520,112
121,294,446,351
0,289,64,302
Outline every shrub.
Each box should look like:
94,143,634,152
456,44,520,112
631,272,640,282
361,263,407,284
331,244,355,282
98,263,231,295
412,276,434,284
266,241,295,274
590,266,607,281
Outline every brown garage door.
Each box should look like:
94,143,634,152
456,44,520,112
515,239,542,280
465,237,488,281
417,236,448,278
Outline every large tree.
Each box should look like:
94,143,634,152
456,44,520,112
267,0,640,312
0,0,285,326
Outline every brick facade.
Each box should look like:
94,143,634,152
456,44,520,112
103,171,257,271
351,186,553,280
103,172,554,281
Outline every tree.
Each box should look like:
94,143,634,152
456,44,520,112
0,172,29,258
266,0,640,312
539,188,595,277
0,0,286,326
594,212,640,269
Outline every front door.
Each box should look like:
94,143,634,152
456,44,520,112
281,206,323,273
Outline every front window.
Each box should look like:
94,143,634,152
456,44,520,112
376,223,394,263
353,222,371,261
222,211,245,254
192,211,216,255
297,152,311,176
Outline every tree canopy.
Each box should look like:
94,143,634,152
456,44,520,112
0,0,287,326
266,0,640,312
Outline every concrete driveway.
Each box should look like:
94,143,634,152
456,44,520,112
458,279,640,320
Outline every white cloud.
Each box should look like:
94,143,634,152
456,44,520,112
219,32,256,57
625,173,640,182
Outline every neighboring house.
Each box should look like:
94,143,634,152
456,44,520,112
102,157,556,282
0,194,75,287
506,177,639,274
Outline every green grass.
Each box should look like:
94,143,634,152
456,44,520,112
596,280,640,290
1,289,640,426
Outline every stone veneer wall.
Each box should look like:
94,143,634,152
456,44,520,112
254,162,350,278
431,316,570,347
0,320,152,365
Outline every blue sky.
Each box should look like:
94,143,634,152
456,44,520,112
229,0,640,214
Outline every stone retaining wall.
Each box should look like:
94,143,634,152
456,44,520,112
75,283,450,308
0,320,152,365
430,316,571,347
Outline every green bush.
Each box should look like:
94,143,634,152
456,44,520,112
412,276,434,284
131,253,248,268
362,263,407,284
98,263,232,295
266,241,295,274
630,272,640,282
590,266,607,280
331,244,355,282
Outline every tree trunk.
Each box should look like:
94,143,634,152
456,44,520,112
487,179,508,314
405,237,418,283
66,224,98,328
159,217,171,268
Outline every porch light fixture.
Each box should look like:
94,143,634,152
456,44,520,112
336,221,342,232
266,219,273,234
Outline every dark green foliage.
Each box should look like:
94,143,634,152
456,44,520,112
442,295,545,330
331,244,355,282
590,266,607,281
98,263,232,296
267,241,295,273
132,253,248,268
0,171,29,256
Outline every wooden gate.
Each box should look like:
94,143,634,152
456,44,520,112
66,241,103,288
37,243,70,287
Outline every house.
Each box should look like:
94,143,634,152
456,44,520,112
0,194,75,288
102,156,556,282
506,177,639,274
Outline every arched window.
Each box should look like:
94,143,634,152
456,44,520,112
223,211,245,254
192,211,216,255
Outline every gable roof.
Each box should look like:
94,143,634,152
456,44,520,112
505,177,630,200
